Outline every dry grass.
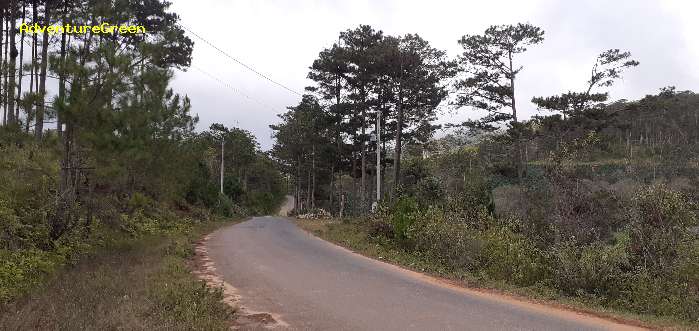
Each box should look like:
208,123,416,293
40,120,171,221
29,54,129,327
0,224,235,331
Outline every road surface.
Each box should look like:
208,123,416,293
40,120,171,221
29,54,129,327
206,216,643,330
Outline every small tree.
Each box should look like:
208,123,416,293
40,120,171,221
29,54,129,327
532,49,639,116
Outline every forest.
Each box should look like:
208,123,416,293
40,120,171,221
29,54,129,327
0,0,697,328
0,0,284,308
274,24,699,323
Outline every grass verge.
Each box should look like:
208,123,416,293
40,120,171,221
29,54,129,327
297,218,698,330
0,220,239,330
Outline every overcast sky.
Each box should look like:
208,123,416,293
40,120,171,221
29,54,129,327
167,0,699,150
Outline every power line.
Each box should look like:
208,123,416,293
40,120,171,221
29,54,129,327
191,64,278,113
179,23,303,97
18,36,276,115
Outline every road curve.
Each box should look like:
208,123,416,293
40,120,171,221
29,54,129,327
206,216,643,331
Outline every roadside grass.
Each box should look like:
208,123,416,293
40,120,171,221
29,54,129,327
0,221,236,330
297,218,699,331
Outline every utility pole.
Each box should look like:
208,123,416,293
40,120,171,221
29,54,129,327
220,138,224,194
376,109,381,202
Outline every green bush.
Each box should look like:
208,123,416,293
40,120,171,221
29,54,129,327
614,185,699,320
407,207,484,271
367,202,394,238
223,176,245,202
479,226,551,286
391,197,419,241
551,232,631,299
243,190,285,215
121,210,162,236
461,176,495,213
0,196,22,249
0,249,59,303
127,192,154,212
415,177,445,208
0,143,58,251
212,194,240,217
627,184,698,271
147,256,232,326
624,269,699,320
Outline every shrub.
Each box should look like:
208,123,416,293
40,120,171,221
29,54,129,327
121,210,162,236
479,226,551,286
212,194,243,217
492,184,523,218
551,232,631,299
461,177,495,213
223,176,244,202
0,249,59,303
0,197,22,250
407,207,484,271
415,177,445,208
368,220,394,239
243,190,285,215
368,202,394,238
445,200,494,230
624,269,699,320
127,192,154,212
627,184,698,271
391,197,419,241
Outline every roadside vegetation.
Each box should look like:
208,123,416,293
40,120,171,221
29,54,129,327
0,0,284,326
1,215,236,330
2,0,697,328
279,24,699,326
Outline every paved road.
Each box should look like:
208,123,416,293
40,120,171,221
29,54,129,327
206,216,642,331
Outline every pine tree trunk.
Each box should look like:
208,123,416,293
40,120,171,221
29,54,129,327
329,164,334,213
381,138,386,199
351,141,357,200
57,114,73,236
6,5,17,125
331,61,341,214
26,30,34,133
32,0,38,100
295,154,301,212
35,2,50,139
15,1,25,122
360,107,366,213
26,0,37,133
1,8,5,125
393,85,403,193
306,168,311,211
508,50,524,183
57,0,67,136
311,144,316,210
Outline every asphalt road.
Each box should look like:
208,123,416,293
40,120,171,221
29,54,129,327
206,216,643,331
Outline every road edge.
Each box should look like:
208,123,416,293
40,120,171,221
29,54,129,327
295,218,657,331
192,220,290,330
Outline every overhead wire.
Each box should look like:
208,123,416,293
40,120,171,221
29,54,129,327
11,22,291,123
190,64,279,114
179,23,303,97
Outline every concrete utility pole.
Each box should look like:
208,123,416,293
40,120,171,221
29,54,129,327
220,138,225,194
376,110,381,202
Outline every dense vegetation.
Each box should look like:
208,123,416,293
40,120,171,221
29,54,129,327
275,24,699,323
0,0,284,306
1,217,236,330
1,0,697,326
